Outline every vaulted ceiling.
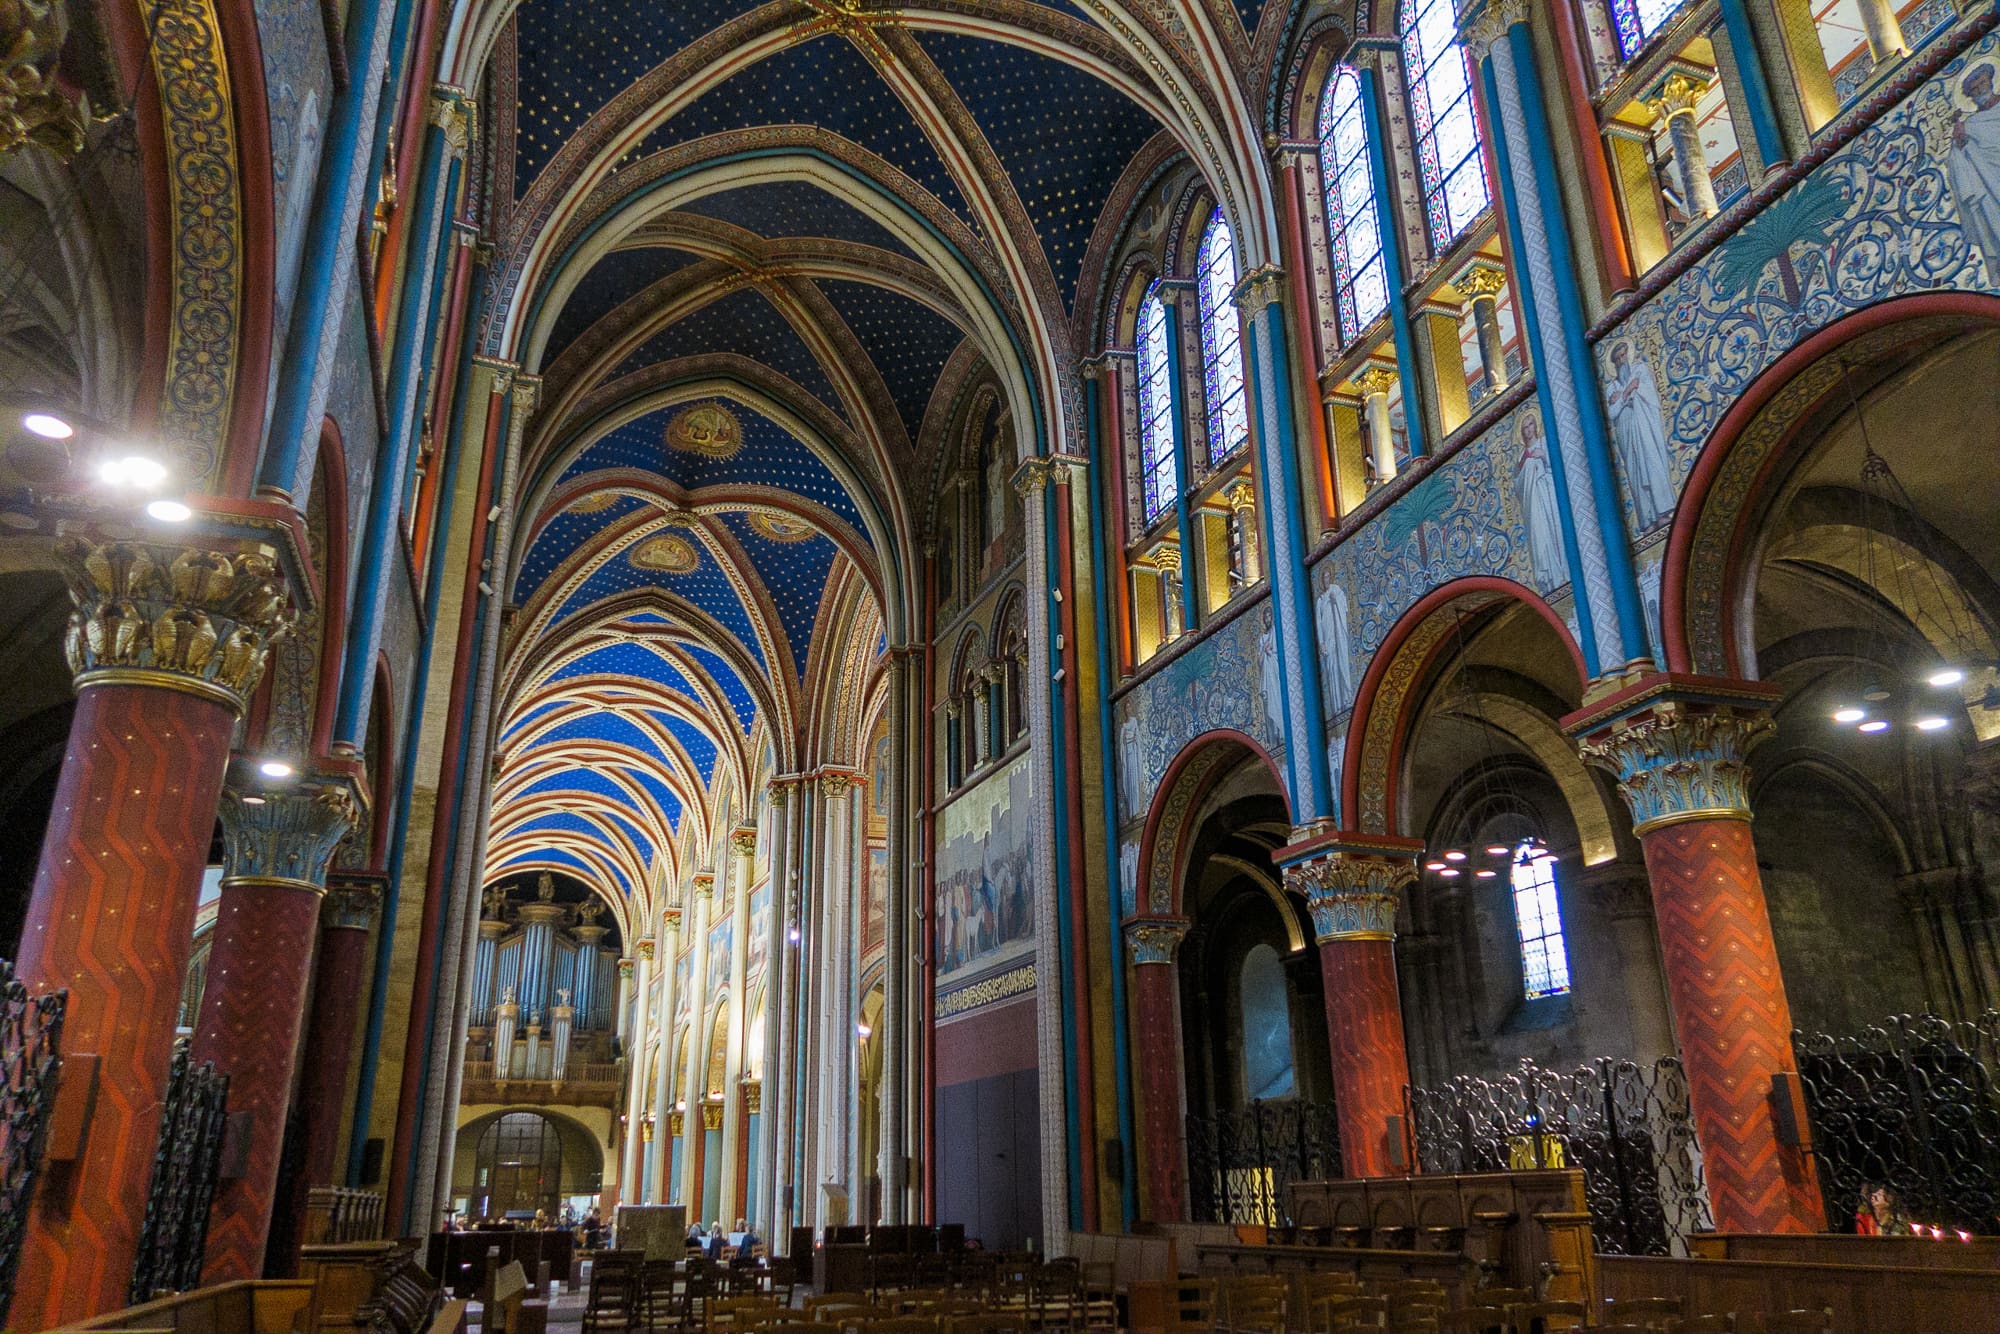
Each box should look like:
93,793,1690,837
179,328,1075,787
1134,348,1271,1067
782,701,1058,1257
467,0,1309,929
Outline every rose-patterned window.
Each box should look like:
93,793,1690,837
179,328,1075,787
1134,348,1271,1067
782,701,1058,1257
1196,210,1250,467
1317,66,1390,343
1401,0,1491,251
1136,285,1177,525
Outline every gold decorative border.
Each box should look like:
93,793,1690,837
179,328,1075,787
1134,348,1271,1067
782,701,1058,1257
147,0,243,492
935,962,1036,1019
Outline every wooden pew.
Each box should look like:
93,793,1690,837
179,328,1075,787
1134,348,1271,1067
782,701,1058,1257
1599,1252,2000,1333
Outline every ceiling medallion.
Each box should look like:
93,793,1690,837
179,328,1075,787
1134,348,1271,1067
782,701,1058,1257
748,511,816,543
567,492,621,514
630,534,700,574
664,403,743,459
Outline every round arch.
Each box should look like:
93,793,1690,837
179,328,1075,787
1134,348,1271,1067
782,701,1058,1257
1135,728,1289,919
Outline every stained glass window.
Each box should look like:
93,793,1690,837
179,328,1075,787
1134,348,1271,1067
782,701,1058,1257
1609,0,1689,60
1197,210,1250,467
1510,843,1571,999
1137,285,1177,525
1317,66,1391,343
1402,0,1491,251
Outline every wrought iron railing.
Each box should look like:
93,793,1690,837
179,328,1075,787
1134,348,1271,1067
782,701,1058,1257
0,959,66,1326
129,1037,230,1301
1407,1056,1711,1255
1186,1098,1342,1226
1793,1009,2000,1236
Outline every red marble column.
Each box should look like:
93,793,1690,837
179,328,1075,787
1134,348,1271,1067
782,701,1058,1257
1283,834,1422,1179
296,874,385,1190
1124,916,1190,1221
16,536,293,1328
1570,676,1825,1233
193,776,359,1282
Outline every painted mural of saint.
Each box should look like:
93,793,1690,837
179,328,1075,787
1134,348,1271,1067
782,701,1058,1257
1514,411,1566,590
1605,342,1676,531
1314,579,1355,709
1258,622,1283,744
1949,64,2000,275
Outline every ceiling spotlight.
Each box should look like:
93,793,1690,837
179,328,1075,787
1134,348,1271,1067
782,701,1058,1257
1915,716,1950,732
1928,668,1966,688
1443,850,1467,862
1475,868,1498,879
1832,708,1866,724
1424,860,1447,872
101,455,168,488
22,412,72,440
1438,868,1461,879
1858,720,1891,734
1861,683,1892,703
1485,844,1511,857
258,760,295,778
241,794,267,806
146,499,192,522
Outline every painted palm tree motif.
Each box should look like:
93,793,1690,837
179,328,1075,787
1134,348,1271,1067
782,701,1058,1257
1382,473,1458,570
1713,175,1850,307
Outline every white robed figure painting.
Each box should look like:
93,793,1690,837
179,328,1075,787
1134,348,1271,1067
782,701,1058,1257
1605,341,1676,531
1949,64,2000,275
1314,579,1355,710
1514,411,1566,590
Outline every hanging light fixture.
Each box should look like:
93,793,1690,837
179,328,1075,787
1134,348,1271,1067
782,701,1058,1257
1421,603,1547,882
1823,360,1993,739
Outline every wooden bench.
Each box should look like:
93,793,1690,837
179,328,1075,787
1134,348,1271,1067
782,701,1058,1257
1599,1252,2000,1333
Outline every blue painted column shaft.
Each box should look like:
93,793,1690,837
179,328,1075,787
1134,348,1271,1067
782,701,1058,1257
333,103,463,749
1359,64,1429,460
257,0,396,498
345,342,505,1184
1716,0,1789,172
1476,52,1600,677
1082,370,1139,1229
1238,275,1333,825
1160,292,1201,630
1496,17,1652,667
1040,472,1086,1233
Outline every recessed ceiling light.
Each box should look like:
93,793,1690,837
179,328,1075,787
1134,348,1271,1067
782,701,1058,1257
1475,868,1498,879
1858,720,1890,734
1832,708,1865,724
1928,669,1966,688
1485,844,1511,857
1424,860,1447,871
146,499,192,522
1439,868,1461,879
22,413,72,440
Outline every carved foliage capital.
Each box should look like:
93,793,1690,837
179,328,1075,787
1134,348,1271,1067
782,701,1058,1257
0,0,85,156
1124,916,1191,965
57,536,296,713
1285,851,1415,943
730,826,759,858
820,772,855,800
636,936,657,962
325,874,386,930
1231,264,1286,315
219,776,360,892
1574,698,1773,836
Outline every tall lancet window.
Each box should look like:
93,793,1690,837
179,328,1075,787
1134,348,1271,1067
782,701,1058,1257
1402,0,1491,251
1137,285,1177,525
1608,0,1688,60
1510,843,1572,999
1196,209,1250,467
1317,66,1390,343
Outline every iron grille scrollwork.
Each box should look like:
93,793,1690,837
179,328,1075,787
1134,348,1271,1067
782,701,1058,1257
1186,1098,1342,1225
129,1036,230,1301
1408,1056,1711,1255
0,958,66,1325
1792,1009,2000,1235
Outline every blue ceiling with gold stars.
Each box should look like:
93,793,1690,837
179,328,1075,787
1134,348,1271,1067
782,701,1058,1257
607,288,841,409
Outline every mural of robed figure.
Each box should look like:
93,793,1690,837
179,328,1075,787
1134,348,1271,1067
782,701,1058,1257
1514,411,1566,591
1605,341,1676,531
1949,64,2000,275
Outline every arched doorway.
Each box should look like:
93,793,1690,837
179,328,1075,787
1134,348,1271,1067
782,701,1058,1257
474,1112,563,1221
1668,308,2000,1233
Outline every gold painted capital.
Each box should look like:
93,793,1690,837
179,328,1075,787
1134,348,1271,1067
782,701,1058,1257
1648,73,1709,123
692,872,716,896
636,937,656,962
1149,542,1182,576
58,536,295,715
1458,0,1529,59
1354,365,1400,399
1011,456,1053,498
218,773,360,895
326,875,386,931
616,958,634,980
1231,264,1287,315
730,826,759,857
820,771,856,800
701,1101,724,1131
767,778,791,807
1224,479,1258,514
0,0,86,156
1458,264,1507,301
1281,839,1420,943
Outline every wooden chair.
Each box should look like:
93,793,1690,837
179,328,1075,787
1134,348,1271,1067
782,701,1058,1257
1464,1291,1530,1311
766,1324,846,1334
1665,1319,1735,1334
1222,1276,1288,1334
1597,1326,1666,1334
947,1316,1032,1334
1079,1262,1117,1334
764,1257,798,1306
1604,1299,1684,1330
582,1270,642,1334
1434,1309,1512,1334
807,1295,876,1316
1165,1280,1219,1334
1390,1322,1440,1334
712,1297,783,1332
1510,1303,1585,1334
861,1318,942,1334
1299,1273,1362,1305
1757,1314,1832,1334
634,1259,678,1332
1035,1260,1085,1334
1314,1296,1390,1333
